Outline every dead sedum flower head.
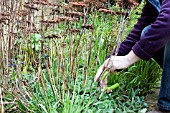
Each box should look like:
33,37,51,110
65,11,84,17
98,8,116,15
121,0,141,8
69,2,87,7
57,16,79,22
68,28,81,33
82,24,94,30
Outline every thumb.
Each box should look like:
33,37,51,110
94,64,105,82
103,58,116,73
102,63,106,71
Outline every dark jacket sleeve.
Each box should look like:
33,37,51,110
132,0,170,60
117,2,158,56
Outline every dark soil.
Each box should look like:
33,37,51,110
145,88,160,111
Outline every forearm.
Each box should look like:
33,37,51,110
126,50,141,66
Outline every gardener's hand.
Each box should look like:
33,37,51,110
103,51,140,73
94,51,140,80
94,51,140,90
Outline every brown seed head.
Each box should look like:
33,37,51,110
69,2,87,7
0,17,10,23
65,11,84,17
44,34,60,39
19,10,29,16
24,4,39,11
68,28,81,33
1,12,10,16
99,0,107,4
57,16,79,22
98,8,116,15
82,24,94,30
40,19,59,24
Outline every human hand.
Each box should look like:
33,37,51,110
94,55,129,92
94,51,140,91
94,55,130,82
103,51,140,73
103,56,131,73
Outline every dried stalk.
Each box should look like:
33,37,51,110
0,87,4,113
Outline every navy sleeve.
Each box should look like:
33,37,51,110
117,2,158,56
132,0,170,60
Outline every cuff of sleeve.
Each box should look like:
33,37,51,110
132,43,152,61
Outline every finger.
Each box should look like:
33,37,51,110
94,64,104,82
106,88,112,94
100,76,108,88
104,59,112,69
102,65,106,70
110,66,116,73
103,59,109,69
104,60,116,73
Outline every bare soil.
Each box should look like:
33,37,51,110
145,88,160,111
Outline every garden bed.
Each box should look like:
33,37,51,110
0,0,161,112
